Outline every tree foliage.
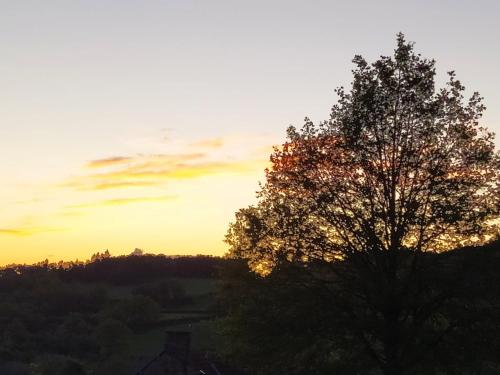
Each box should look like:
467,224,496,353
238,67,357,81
224,34,500,375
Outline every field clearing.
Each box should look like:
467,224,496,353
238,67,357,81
126,276,219,365
131,319,218,356
103,277,217,300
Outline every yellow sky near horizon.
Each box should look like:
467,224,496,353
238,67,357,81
0,133,276,265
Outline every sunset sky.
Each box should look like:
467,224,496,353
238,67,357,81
1,0,499,264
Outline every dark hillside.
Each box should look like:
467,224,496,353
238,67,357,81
0,254,228,374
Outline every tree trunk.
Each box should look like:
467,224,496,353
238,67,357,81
383,266,402,375
383,322,402,375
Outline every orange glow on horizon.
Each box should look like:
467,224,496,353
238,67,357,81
0,134,275,266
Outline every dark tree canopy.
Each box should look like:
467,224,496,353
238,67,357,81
228,34,499,271
224,34,500,375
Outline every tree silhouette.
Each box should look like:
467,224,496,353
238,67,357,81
225,34,500,375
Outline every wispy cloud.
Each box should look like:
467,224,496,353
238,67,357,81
103,196,177,206
0,228,28,236
190,137,225,149
68,195,177,209
86,156,133,168
0,227,64,236
65,151,266,191
64,180,161,191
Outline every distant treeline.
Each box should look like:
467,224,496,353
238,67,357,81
0,253,228,286
0,252,226,374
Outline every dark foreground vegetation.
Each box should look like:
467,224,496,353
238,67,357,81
0,253,225,374
220,239,500,375
1,241,500,375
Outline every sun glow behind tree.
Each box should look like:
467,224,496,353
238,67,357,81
228,34,500,274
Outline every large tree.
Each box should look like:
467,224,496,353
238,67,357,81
224,34,500,375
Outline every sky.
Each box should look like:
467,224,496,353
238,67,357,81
1,0,499,265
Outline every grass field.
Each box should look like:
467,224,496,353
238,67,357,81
123,277,220,368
